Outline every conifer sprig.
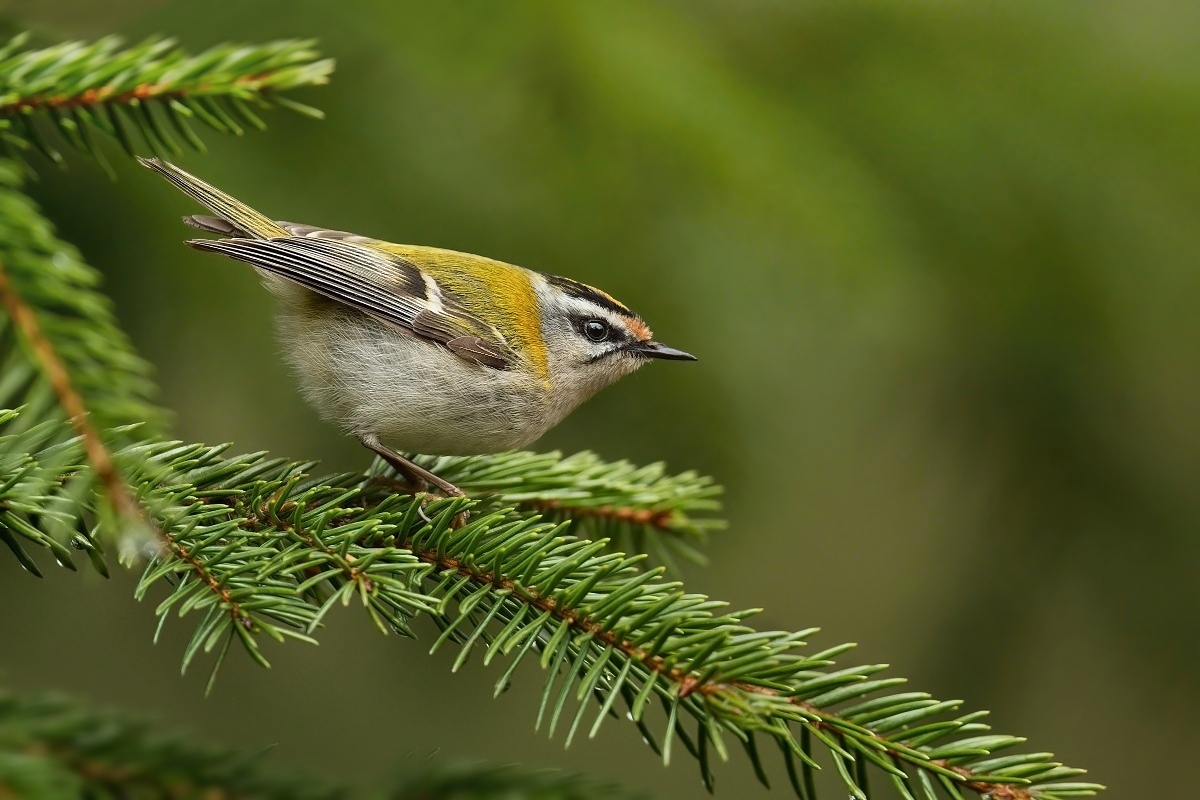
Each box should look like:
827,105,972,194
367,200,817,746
406,449,722,569
0,28,330,558
0,156,166,568
0,34,332,172
0,688,633,799
0,688,339,800
0,410,1101,799
0,159,161,431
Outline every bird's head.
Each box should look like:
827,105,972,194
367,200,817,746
535,274,695,405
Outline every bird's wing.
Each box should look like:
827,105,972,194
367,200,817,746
188,236,516,369
138,157,289,239
137,158,517,369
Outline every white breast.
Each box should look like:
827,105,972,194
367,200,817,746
276,303,552,456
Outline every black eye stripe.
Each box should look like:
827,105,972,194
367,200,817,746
575,316,629,345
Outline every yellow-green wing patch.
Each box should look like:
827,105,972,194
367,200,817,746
367,243,549,381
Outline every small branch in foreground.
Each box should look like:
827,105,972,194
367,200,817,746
395,519,1041,800
524,498,676,531
1,686,632,799
0,35,332,171
90,441,1097,799
160,529,254,633
0,258,153,551
0,73,285,116
374,474,677,531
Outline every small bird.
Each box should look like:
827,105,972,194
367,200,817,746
139,158,695,499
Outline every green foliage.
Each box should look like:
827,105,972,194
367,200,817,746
0,688,632,800
0,153,163,573
0,33,332,173
0,157,161,431
0,688,339,799
409,450,722,568
0,406,89,576
0,28,329,570
387,755,643,800
0,25,1105,800
1,407,1101,799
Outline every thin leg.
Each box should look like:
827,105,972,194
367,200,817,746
358,434,464,498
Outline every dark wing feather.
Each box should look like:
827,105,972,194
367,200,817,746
188,236,516,369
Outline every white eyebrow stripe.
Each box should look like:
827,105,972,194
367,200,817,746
561,296,628,326
422,273,445,314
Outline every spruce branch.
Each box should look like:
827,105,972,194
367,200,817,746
0,157,166,568
0,408,89,575
5,425,1090,800
0,159,161,431
406,449,722,569
0,33,332,172
0,26,331,555
0,688,633,800
0,688,339,800
0,256,144,544
387,755,644,800
1,412,1102,796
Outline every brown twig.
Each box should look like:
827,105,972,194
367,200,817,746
257,498,374,593
397,528,1036,800
0,73,277,116
0,258,144,526
176,482,1038,798
21,742,235,799
161,529,253,631
523,498,676,531
369,473,680,532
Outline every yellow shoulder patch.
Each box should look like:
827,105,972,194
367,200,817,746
372,243,550,382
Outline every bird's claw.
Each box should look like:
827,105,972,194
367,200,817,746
414,492,469,530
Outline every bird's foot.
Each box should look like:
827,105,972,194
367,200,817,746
359,435,468,529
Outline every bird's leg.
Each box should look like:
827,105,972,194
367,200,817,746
358,434,465,499
358,435,469,528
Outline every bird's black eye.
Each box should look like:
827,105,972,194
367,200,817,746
583,319,610,343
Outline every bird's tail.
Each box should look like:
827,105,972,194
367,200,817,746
137,157,288,240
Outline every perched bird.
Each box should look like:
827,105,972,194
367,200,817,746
139,158,695,498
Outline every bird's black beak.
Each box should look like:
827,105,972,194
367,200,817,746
627,340,697,361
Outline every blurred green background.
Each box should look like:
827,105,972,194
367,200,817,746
2,0,1196,796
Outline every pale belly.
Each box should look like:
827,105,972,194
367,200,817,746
276,306,552,455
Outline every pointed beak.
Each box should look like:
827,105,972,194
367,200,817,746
627,340,697,361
